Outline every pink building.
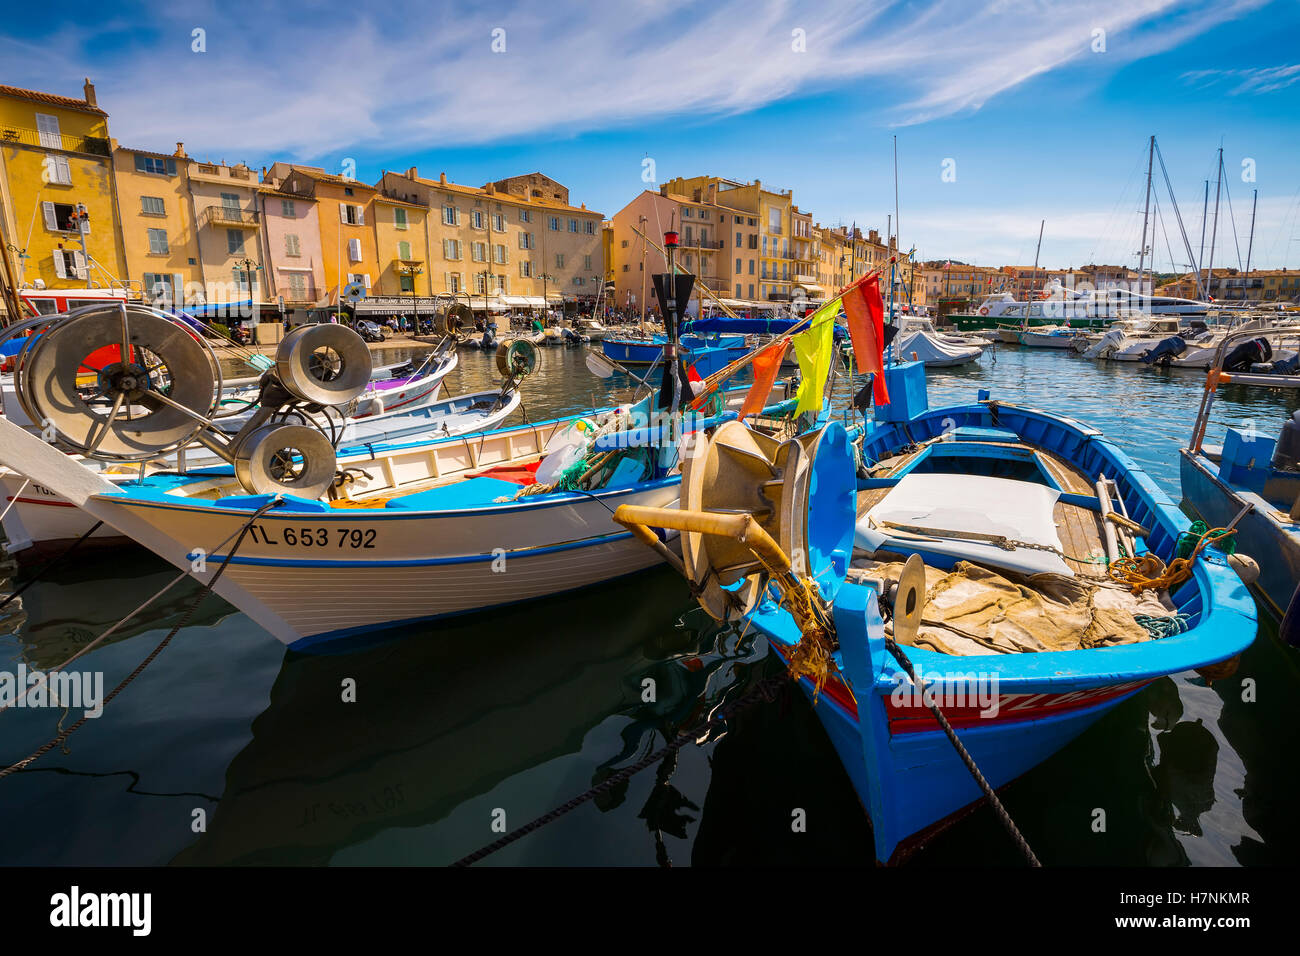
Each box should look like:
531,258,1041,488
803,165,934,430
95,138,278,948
258,163,325,308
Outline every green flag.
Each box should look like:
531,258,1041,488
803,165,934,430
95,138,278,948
792,297,840,416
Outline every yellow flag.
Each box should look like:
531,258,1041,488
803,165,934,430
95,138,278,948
792,297,840,415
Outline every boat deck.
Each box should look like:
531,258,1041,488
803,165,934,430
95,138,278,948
856,439,1108,574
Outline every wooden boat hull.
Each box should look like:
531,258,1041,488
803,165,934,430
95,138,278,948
745,389,1256,862
1179,448,1300,620
1,388,522,558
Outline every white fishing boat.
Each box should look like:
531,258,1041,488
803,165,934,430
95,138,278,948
890,328,984,367
1016,326,1078,349
0,280,816,647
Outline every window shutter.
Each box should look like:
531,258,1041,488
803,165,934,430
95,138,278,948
356,206,365,225
173,273,184,300
52,251,66,278
339,204,348,223
362,273,371,290
42,201,58,232
348,238,362,262
72,251,87,279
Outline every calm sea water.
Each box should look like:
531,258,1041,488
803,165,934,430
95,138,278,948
1,342,1296,866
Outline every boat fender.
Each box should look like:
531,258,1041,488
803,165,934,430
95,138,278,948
1195,654,1240,684
1226,552,1260,585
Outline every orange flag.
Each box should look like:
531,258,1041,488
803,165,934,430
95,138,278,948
842,275,890,406
738,339,789,419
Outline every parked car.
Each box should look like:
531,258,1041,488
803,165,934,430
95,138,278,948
354,319,389,343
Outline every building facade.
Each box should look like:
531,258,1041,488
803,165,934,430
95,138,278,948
0,80,127,293
378,168,603,306
112,141,199,305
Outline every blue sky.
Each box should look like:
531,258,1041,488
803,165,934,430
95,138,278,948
4,0,1299,270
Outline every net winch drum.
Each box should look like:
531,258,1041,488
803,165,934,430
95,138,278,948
274,322,372,407
232,423,340,499
13,303,222,460
679,420,857,621
494,338,539,379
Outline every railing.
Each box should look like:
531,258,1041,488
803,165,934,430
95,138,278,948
200,206,260,228
0,125,111,156
679,237,723,249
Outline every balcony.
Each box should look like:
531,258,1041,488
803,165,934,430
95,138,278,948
679,237,722,250
0,125,111,156
200,206,260,229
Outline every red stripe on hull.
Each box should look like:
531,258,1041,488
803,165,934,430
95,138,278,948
767,640,1151,734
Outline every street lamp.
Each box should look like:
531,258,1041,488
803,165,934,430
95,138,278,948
400,263,423,330
234,256,261,328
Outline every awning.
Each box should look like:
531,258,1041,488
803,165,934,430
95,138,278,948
497,295,550,308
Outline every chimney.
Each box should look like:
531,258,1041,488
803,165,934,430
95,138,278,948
485,182,495,195
83,78,97,108
406,166,417,179
439,172,447,185
174,142,187,158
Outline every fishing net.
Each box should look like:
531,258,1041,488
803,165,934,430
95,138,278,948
850,558,1178,656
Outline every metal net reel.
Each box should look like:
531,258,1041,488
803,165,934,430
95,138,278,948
495,338,539,380
679,420,857,621
10,305,374,499
12,302,222,460
274,322,372,407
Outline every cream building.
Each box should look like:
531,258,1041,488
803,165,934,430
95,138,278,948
376,169,603,309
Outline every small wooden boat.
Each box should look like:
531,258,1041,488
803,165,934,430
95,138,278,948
0,297,811,648
615,360,1257,863
1181,327,1300,634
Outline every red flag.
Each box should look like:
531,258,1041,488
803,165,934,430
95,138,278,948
738,340,788,419
842,275,890,406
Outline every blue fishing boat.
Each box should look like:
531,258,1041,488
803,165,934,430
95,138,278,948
615,360,1257,863
601,331,747,369
1181,328,1300,637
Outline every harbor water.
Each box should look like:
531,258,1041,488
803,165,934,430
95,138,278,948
1,342,1297,866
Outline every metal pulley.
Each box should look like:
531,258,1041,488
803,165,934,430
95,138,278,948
14,303,222,460
275,323,372,406
495,338,539,379
679,420,857,621
232,423,339,499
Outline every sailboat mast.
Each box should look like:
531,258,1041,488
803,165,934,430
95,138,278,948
1138,135,1154,295
1198,179,1209,298
1246,188,1258,278
1029,219,1044,328
1206,148,1224,302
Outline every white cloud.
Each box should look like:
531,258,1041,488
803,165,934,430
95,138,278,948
0,0,1268,158
1182,63,1300,95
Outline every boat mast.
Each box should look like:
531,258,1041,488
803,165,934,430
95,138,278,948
1197,179,1209,298
1029,219,1044,328
1138,135,1154,299
1245,188,1258,279
1206,147,1224,303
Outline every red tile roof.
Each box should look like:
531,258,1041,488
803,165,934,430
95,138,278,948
0,84,107,116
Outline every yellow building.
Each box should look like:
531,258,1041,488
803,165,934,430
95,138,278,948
112,141,200,305
0,80,127,293
377,168,604,308
372,194,430,297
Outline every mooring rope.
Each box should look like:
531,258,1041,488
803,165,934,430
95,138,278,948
450,671,791,867
0,498,282,779
882,638,1041,867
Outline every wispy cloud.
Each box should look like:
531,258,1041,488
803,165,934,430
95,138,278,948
0,0,1268,160
1182,63,1300,95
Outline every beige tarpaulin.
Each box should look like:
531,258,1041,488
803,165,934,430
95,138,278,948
850,559,1176,656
